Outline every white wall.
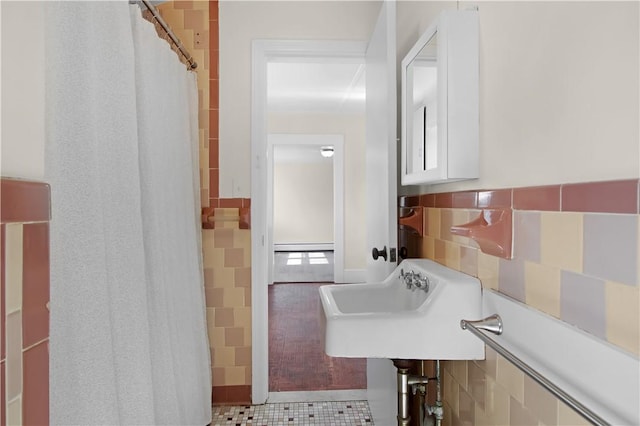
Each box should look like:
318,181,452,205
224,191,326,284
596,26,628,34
397,1,639,194
1,1,46,179
273,162,333,244
219,0,381,198
269,112,367,270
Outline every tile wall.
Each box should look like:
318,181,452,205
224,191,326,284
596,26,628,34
401,179,639,426
203,208,252,403
0,179,51,426
156,1,253,403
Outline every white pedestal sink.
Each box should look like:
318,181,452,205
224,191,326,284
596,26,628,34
319,259,485,360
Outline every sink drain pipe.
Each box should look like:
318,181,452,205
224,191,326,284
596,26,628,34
393,360,443,426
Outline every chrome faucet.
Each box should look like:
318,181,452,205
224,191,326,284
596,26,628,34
399,268,430,292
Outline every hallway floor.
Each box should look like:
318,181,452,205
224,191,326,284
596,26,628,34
273,251,334,283
269,282,366,392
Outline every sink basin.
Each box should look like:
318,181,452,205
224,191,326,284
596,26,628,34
319,259,484,360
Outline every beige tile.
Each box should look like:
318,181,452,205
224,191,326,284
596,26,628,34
442,402,453,426
214,307,234,327
5,223,23,314
510,396,538,426
222,288,245,307
177,29,194,51
213,228,234,248
234,267,251,288
212,267,234,288
421,235,435,260
225,366,247,386
205,286,224,307
524,261,561,318
212,346,235,367
7,396,22,425
235,346,251,367
242,246,251,267
201,189,209,207
208,326,225,348
451,209,471,245
159,8,184,29
523,375,558,426
216,208,239,217
205,307,216,325
460,246,479,277
496,355,524,403
605,281,640,355
443,368,460,419
212,367,225,385
445,241,461,271
192,0,210,11
557,400,591,425
224,327,244,347
451,360,468,389
540,212,583,273
243,324,252,346
233,307,251,328
474,346,497,380
233,229,251,250
245,366,252,385
474,404,491,426
224,248,245,268
427,208,441,239
468,360,486,410
484,379,510,426
478,251,500,290
440,209,454,242
221,221,239,229
458,386,475,425
203,247,225,269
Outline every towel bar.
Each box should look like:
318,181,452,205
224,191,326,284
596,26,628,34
461,315,609,426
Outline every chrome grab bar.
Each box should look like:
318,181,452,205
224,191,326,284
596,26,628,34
460,315,609,426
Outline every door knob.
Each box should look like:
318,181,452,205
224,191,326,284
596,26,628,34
399,247,408,260
372,246,388,261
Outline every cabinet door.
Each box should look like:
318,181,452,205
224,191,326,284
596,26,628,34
401,10,479,185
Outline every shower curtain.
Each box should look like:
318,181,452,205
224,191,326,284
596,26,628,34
45,2,211,424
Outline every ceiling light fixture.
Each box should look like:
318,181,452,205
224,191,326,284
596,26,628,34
321,146,334,158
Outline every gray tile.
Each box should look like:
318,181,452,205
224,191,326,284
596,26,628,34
560,270,606,339
513,211,541,262
498,258,525,302
583,214,638,286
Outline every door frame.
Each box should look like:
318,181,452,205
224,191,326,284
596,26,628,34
251,40,367,404
267,133,345,285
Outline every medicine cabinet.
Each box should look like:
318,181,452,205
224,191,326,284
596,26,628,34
401,10,479,185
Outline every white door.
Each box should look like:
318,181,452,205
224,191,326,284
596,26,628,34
364,1,398,424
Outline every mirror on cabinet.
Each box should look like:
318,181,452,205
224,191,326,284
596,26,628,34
401,10,479,185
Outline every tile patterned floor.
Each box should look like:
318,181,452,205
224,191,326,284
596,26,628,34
211,401,374,425
269,283,366,392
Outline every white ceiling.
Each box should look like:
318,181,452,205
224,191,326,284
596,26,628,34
267,60,366,114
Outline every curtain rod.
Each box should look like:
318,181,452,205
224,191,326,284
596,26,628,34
136,0,198,70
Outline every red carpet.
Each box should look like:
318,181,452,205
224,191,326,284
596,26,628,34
268,283,366,392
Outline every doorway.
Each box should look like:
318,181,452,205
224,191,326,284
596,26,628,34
267,134,344,285
252,40,369,403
